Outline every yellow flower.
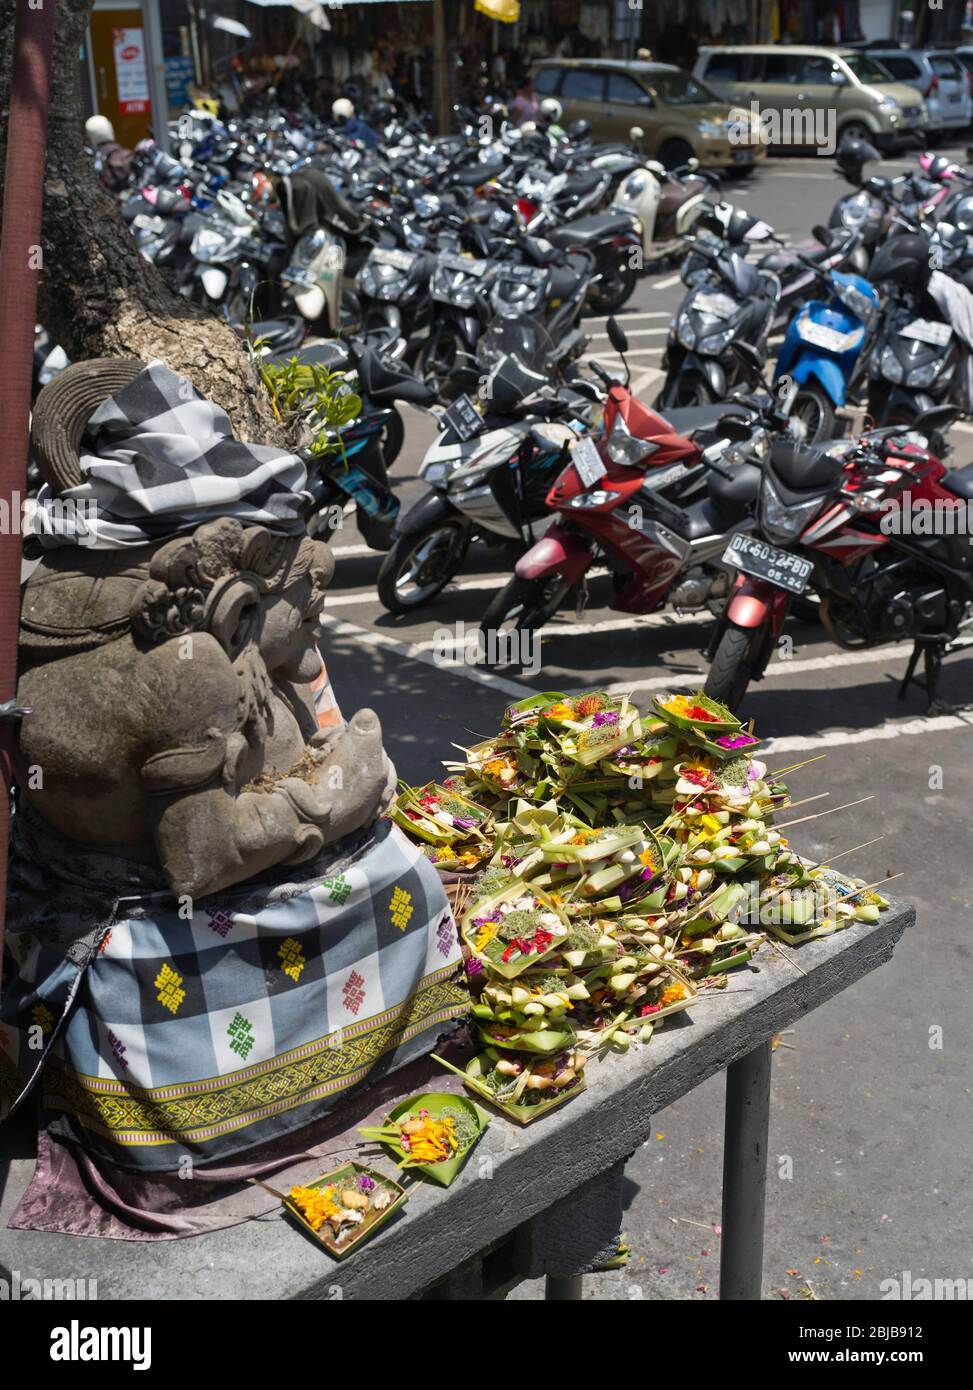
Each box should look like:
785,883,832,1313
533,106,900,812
639,847,657,868
474,921,500,952
290,1184,340,1231
660,983,687,1007
544,702,575,721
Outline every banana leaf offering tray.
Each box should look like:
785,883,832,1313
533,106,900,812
386,688,893,1126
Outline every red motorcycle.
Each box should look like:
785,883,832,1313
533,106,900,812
480,322,778,640
704,404,972,711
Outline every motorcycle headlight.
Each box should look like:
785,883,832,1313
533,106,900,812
878,344,904,384
836,280,877,328
423,459,459,489
840,192,871,228
906,360,940,388
760,476,824,544
620,172,648,201
605,413,658,467
295,228,327,266
191,227,225,262
677,311,696,349
698,324,736,354
567,488,623,509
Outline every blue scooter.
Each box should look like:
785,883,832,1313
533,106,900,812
774,232,878,443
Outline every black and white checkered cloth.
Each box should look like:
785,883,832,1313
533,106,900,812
33,359,310,549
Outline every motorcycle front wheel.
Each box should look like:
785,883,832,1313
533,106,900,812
417,325,464,395
479,574,570,660
790,384,835,444
704,625,759,713
377,517,471,613
586,256,638,315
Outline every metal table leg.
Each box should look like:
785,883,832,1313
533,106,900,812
719,1039,773,1300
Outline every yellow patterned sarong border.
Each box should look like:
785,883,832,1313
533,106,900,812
41,964,467,1148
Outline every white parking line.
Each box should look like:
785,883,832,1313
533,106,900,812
318,613,537,699
325,573,512,607
594,639,973,697
652,274,682,290
590,327,669,340
588,311,671,323
763,711,973,755
332,543,377,557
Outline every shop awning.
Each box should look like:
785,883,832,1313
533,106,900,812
242,0,332,32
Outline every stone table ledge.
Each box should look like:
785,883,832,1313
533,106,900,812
0,899,914,1300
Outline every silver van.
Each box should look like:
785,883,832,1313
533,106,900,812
866,49,972,137
693,46,928,152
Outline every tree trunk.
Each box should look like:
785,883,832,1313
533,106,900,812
0,0,284,446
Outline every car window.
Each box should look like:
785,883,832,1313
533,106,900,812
534,67,562,96
801,56,840,84
957,52,973,73
760,55,803,84
606,72,651,104
561,69,606,102
930,55,963,79
645,69,721,104
702,53,753,82
872,55,920,81
842,53,897,82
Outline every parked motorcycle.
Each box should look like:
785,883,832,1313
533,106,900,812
656,231,780,409
773,241,879,443
704,405,969,711
377,318,596,613
479,321,790,644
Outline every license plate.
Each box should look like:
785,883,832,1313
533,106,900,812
501,263,547,285
722,533,813,595
901,317,951,347
571,436,607,487
797,319,858,352
438,252,486,277
441,393,484,442
370,247,417,272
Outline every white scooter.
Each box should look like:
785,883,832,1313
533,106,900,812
611,127,710,265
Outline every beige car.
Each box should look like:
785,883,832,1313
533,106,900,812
693,46,928,152
532,58,766,171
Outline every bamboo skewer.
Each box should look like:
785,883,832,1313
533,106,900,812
775,794,874,830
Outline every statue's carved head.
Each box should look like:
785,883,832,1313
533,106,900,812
131,518,334,683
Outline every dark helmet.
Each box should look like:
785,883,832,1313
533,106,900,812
868,233,931,290
836,134,881,176
566,118,591,142
951,193,973,235
929,221,968,270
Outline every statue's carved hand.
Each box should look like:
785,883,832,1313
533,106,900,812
281,708,390,846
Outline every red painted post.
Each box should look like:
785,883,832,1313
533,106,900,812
0,0,58,987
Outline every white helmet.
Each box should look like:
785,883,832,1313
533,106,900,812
85,114,115,146
332,98,355,122
540,97,563,124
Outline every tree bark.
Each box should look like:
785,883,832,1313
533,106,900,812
0,0,284,445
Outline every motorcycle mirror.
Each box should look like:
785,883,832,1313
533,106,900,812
731,341,764,379
715,414,752,443
686,157,700,172
606,315,629,356
913,404,961,439
812,224,833,248
629,125,644,142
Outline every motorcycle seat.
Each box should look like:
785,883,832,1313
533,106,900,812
454,156,507,186
563,170,604,197
664,402,751,436
267,338,349,370
942,462,973,500
757,242,830,274
357,348,436,405
544,212,634,249
770,440,847,492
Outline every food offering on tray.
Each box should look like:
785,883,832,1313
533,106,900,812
285,1163,406,1259
388,691,895,1122
358,1091,489,1187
